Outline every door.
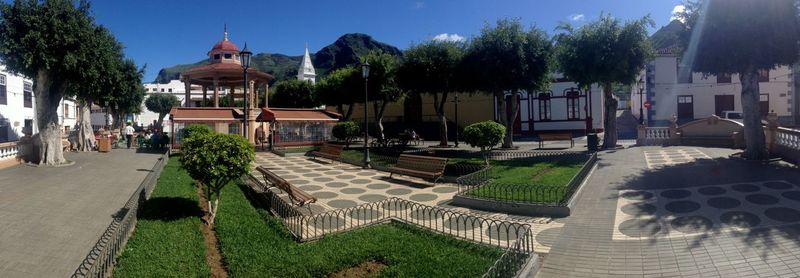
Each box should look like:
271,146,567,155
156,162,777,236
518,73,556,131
759,94,769,117
714,95,734,117
677,95,694,121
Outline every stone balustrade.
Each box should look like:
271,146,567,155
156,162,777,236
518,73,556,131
0,141,19,161
771,127,800,164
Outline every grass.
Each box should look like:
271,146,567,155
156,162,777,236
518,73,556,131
280,146,319,154
113,156,210,277
467,156,588,203
215,183,505,277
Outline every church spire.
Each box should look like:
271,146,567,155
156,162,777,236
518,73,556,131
297,43,316,84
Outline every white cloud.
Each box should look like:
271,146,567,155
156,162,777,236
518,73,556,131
670,5,686,21
432,33,465,42
569,14,585,22
412,1,424,9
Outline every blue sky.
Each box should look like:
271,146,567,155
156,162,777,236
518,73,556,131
88,0,684,82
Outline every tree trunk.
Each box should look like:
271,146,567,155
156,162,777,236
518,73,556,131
497,92,519,149
601,82,618,149
343,103,354,121
433,93,449,146
76,100,96,152
156,112,166,129
739,68,769,160
374,100,388,141
34,69,67,165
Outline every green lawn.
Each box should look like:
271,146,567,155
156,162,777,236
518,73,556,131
279,146,319,154
113,156,210,277
215,183,505,277
467,156,588,203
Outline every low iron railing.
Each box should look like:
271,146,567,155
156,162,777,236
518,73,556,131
242,175,534,278
455,152,597,206
70,151,170,278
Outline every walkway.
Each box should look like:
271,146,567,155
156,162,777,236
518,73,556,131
538,146,800,277
0,149,164,277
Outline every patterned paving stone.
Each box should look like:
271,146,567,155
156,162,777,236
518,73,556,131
303,173,322,178
340,188,367,195
744,194,780,205
280,175,300,180
358,194,388,202
432,187,458,193
731,183,760,193
409,193,438,202
297,185,323,192
366,183,391,190
707,197,741,209
410,209,437,221
381,202,407,211
720,211,761,228
621,203,657,216
764,207,800,222
664,200,701,214
386,188,413,195
312,191,339,199
671,216,713,234
781,191,800,202
698,186,726,196
620,191,654,201
661,189,692,199
287,179,310,185
327,200,358,209
534,227,562,246
486,224,523,241
324,171,343,175
311,215,345,230
351,179,371,184
336,175,357,179
357,172,377,176
764,181,793,190
313,177,334,182
618,219,662,238
326,182,348,188
445,217,478,231
349,209,383,220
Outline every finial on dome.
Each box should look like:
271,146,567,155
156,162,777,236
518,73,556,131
224,23,228,41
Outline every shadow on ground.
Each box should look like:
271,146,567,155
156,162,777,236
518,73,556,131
138,197,203,221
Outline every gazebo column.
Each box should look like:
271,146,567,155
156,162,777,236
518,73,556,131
213,79,219,108
202,86,208,107
247,80,257,144
229,86,235,106
183,77,192,107
249,80,255,109
264,83,270,108
254,81,260,109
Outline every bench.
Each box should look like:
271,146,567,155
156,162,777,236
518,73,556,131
537,133,574,149
387,154,448,184
255,166,317,206
310,142,345,162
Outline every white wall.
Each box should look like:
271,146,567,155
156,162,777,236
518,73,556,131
522,81,605,132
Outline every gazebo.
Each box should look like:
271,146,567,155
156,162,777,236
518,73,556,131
256,108,341,147
175,27,273,144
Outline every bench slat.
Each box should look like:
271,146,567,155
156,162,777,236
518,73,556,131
256,166,317,206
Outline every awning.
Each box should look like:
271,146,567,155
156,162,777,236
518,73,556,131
169,107,243,123
256,108,340,122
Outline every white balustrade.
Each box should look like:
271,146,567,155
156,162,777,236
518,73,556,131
0,141,19,161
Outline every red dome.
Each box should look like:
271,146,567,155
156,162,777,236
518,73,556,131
211,40,239,52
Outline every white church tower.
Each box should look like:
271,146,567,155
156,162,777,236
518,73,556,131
297,44,316,84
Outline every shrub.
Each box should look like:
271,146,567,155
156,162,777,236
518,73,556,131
331,121,361,146
180,133,254,225
462,121,505,165
183,124,213,141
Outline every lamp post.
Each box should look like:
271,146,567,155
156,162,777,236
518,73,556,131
637,78,645,126
362,62,371,169
240,43,252,141
453,93,460,147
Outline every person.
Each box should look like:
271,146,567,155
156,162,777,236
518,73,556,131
150,131,160,149
160,132,170,149
124,123,135,149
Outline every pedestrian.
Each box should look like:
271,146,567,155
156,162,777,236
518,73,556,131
124,122,135,149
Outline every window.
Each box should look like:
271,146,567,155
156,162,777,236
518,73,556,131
23,82,32,108
566,91,580,120
717,73,731,83
0,74,6,105
161,88,165,92
214,54,221,60
64,103,70,118
228,123,240,135
538,94,551,121
224,53,232,59
758,69,770,82
168,88,172,93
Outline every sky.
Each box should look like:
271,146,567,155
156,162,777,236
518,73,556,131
87,0,685,82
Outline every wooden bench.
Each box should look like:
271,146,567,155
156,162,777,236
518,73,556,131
310,142,345,162
537,133,574,149
387,154,448,184
255,166,317,206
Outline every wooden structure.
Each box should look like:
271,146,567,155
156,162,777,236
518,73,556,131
309,142,344,162
537,133,574,149
387,154,449,184
257,108,340,147
256,166,317,206
168,107,243,148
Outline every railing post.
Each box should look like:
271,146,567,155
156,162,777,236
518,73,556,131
766,112,779,153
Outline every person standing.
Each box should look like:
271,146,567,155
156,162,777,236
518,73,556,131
124,123,135,149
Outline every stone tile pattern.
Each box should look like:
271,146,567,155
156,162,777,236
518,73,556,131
644,148,714,168
615,180,800,240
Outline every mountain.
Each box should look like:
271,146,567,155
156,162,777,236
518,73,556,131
649,20,686,50
153,33,402,84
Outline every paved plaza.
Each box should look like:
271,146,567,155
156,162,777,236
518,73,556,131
0,150,164,277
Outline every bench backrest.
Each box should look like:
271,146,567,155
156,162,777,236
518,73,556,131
395,154,448,174
539,133,572,140
319,143,345,155
255,166,292,193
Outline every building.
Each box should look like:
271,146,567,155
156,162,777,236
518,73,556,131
297,44,316,84
0,63,77,143
137,80,207,131
633,48,795,126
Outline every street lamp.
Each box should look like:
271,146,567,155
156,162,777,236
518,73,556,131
453,93,460,147
362,62,371,169
637,78,645,125
240,43,252,140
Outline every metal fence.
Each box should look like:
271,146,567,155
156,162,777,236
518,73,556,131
242,174,534,277
456,153,597,206
70,151,170,278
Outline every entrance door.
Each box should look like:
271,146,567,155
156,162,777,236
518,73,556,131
714,95,735,116
759,94,769,117
677,95,694,121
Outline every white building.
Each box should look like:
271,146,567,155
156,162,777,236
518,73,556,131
133,80,209,131
296,45,316,84
633,48,795,126
0,63,77,143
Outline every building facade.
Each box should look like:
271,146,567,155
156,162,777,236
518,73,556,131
0,63,77,143
137,80,206,131
633,48,795,126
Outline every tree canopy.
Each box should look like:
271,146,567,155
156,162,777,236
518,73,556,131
361,50,403,140
145,93,180,127
270,79,318,108
316,66,362,119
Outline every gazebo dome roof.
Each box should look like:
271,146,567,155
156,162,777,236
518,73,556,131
212,40,239,52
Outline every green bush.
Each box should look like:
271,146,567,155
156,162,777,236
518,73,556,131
180,133,254,225
462,121,505,164
182,124,213,141
331,121,360,146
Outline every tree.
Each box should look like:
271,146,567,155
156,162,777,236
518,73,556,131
270,79,318,108
681,0,799,160
361,50,403,140
316,66,361,120
555,15,654,149
331,121,360,147
397,40,465,146
180,132,254,225
145,93,180,128
182,123,213,140
462,121,505,165
103,59,146,129
0,0,102,165
462,18,555,148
